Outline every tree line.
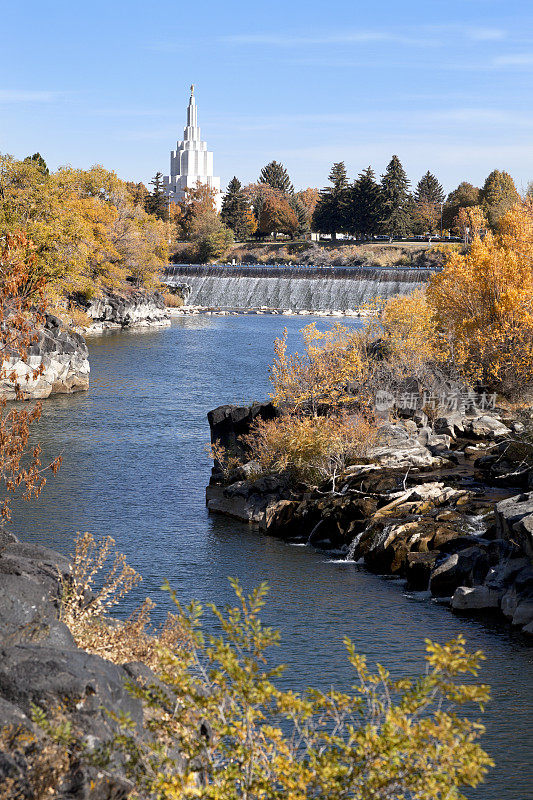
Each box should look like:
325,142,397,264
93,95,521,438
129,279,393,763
312,156,522,239
213,157,524,243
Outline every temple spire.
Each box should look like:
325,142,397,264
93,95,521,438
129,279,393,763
163,86,221,211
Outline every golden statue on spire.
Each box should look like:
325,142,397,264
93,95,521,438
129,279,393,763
190,84,195,96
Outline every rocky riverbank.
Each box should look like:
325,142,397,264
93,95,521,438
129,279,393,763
207,402,533,637
85,290,170,333
0,314,90,400
0,528,153,798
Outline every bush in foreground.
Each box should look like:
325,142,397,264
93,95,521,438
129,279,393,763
52,534,494,800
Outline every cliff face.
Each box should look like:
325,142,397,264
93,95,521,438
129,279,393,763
0,315,90,400
86,290,170,330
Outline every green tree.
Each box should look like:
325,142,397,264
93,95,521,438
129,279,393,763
415,171,444,204
221,177,256,240
380,155,412,238
23,152,49,177
194,219,234,262
312,162,349,239
145,172,168,221
288,194,310,237
348,166,382,239
259,160,294,194
481,169,520,228
442,182,480,231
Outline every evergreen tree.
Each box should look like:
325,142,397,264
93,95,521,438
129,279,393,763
259,161,294,194
379,155,412,238
413,172,445,235
23,152,49,176
289,195,310,238
145,172,168,221
312,162,349,239
442,182,480,230
347,167,382,239
481,169,520,229
221,177,256,240
414,171,444,205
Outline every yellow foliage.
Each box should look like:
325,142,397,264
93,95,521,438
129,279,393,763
380,288,443,368
270,322,371,414
244,412,375,487
0,155,168,302
53,537,493,800
427,202,533,395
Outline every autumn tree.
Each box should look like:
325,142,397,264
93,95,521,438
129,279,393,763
220,177,256,240
454,205,488,240
125,181,150,208
145,172,168,221
312,162,349,238
257,192,298,238
348,166,382,239
380,155,412,238
0,232,61,520
259,160,294,194
0,155,167,300
442,182,481,230
295,187,319,228
427,202,533,396
481,169,520,229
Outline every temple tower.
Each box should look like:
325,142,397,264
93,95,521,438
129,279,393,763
164,86,222,211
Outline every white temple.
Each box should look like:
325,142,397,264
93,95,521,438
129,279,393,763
163,85,221,211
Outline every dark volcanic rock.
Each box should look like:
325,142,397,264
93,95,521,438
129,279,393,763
429,546,490,598
207,402,279,458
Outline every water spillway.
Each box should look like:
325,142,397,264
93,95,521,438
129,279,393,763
163,264,430,312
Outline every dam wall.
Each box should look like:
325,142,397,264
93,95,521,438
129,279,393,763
163,265,430,312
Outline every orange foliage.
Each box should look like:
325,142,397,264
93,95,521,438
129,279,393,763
0,232,61,518
427,202,533,395
244,412,374,487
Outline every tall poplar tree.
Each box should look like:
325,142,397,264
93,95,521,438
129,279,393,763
259,161,294,194
348,167,382,239
481,169,520,229
442,182,481,230
312,162,349,239
380,155,412,238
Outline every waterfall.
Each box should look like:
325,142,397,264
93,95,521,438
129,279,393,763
164,265,429,312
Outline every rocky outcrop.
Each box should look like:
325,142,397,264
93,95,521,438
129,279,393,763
208,402,278,461
0,532,150,798
86,290,170,331
495,492,533,559
207,401,533,635
0,315,90,400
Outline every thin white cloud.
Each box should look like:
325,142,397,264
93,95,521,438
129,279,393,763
494,53,533,66
467,27,506,41
223,31,436,47
223,25,508,49
0,90,66,103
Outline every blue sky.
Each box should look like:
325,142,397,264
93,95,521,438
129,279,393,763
2,0,532,194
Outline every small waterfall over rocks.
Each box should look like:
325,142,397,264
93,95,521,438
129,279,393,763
164,265,429,312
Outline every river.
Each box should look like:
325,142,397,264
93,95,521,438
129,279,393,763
10,315,533,799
